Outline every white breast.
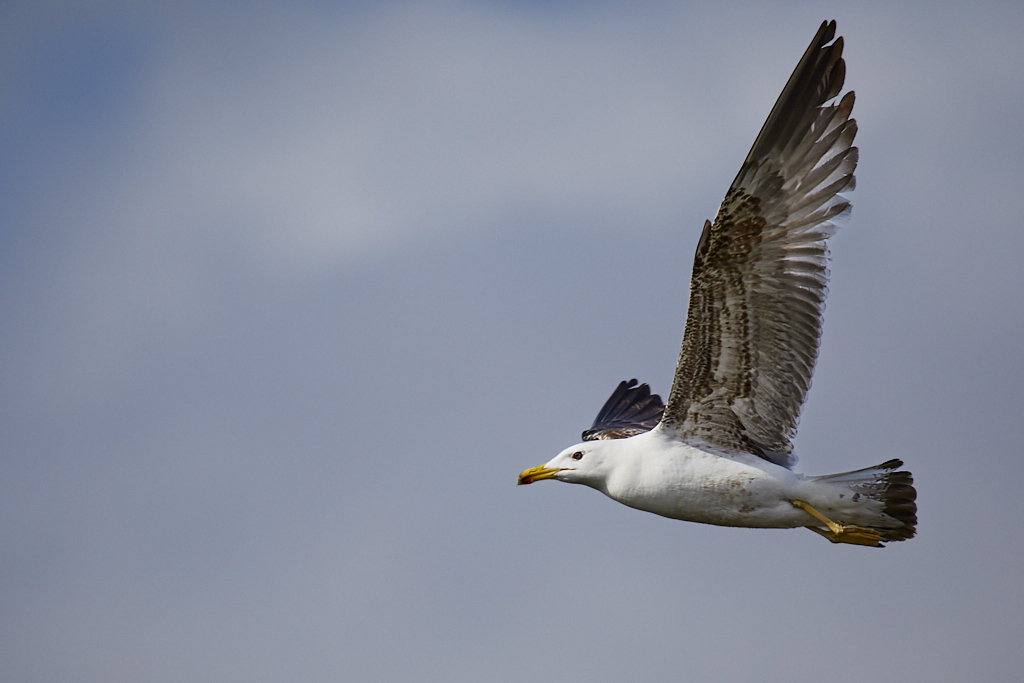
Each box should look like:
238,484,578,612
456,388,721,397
600,428,809,528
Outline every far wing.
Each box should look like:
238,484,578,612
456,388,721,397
583,379,664,441
661,21,857,468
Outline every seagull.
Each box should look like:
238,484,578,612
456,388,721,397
517,21,917,547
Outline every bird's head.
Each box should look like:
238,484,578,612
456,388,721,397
517,441,612,489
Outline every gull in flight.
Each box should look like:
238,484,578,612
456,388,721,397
517,21,916,547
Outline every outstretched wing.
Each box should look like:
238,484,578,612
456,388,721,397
583,379,664,441
661,21,857,468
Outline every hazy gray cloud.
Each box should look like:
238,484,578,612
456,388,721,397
2,1,1023,681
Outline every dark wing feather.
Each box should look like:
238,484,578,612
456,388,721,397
661,21,857,468
583,379,665,441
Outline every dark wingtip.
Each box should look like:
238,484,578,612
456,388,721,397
821,19,837,43
740,19,849,169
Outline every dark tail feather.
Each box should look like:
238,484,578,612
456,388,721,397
813,459,917,542
879,462,917,541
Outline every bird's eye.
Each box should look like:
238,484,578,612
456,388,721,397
571,451,584,461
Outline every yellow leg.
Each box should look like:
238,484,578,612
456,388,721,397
790,500,885,547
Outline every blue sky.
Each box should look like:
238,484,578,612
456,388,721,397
3,1,1023,681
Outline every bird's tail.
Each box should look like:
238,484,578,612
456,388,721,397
810,459,917,542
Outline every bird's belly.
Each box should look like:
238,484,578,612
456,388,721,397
606,449,807,529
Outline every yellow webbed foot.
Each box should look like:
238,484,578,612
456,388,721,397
791,500,885,548
805,524,884,547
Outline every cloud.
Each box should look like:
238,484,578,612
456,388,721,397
4,2,1024,682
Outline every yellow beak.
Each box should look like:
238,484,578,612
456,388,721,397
517,464,564,485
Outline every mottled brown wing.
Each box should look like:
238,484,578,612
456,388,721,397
661,21,857,468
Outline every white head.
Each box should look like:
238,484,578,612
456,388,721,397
517,440,616,491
